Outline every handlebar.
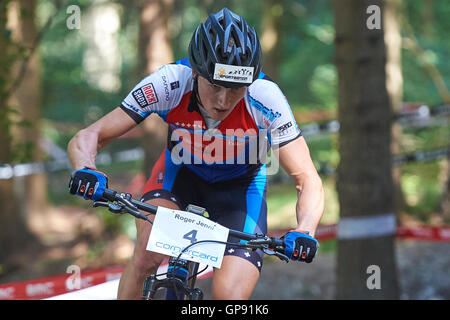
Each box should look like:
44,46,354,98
94,188,288,261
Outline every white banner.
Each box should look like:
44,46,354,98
338,213,396,239
146,207,229,269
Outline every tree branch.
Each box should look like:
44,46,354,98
400,13,450,104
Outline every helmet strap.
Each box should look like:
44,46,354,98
187,74,202,113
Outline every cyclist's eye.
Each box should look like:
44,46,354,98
231,87,246,94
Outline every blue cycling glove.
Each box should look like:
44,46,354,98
283,231,319,263
69,167,108,201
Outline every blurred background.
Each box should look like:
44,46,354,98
0,0,449,299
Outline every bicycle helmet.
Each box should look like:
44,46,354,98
188,8,262,88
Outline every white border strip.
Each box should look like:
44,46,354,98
338,213,396,239
45,279,120,300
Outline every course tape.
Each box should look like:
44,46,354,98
268,224,450,242
1,223,449,300
1,145,448,180
1,104,448,180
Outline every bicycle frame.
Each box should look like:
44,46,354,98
142,257,203,300
140,227,285,300
141,203,209,300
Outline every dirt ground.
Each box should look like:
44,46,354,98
2,239,450,300
1,203,449,300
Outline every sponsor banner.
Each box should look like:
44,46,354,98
0,266,124,300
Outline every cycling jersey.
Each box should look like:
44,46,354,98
120,58,301,271
141,149,267,272
120,57,301,183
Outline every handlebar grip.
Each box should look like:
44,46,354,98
102,188,117,202
272,238,285,248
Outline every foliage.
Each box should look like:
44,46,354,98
32,0,450,227
39,0,139,124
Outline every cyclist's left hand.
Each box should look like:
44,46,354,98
283,231,319,263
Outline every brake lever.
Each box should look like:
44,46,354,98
262,248,290,263
93,197,151,222
118,194,139,211
115,193,153,223
93,201,124,214
93,201,109,208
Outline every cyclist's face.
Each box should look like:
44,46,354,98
196,75,247,121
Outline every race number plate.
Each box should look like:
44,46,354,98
146,207,229,268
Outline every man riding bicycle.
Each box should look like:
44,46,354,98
67,8,324,300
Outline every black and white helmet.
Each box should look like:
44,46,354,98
188,8,262,88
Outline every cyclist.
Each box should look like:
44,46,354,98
68,8,324,300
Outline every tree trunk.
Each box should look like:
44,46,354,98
384,0,405,217
260,0,284,82
334,0,400,299
9,0,47,218
0,0,42,266
440,159,450,223
138,0,173,177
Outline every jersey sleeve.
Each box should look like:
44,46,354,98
120,64,191,123
247,79,301,147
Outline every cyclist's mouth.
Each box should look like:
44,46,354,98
214,108,228,114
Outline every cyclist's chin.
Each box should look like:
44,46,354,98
209,107,234,121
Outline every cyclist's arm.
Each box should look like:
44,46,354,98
278,136,324,237
67,107,137,170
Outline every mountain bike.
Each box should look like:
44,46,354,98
93,188,290,300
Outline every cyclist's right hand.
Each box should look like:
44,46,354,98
69,166,108,201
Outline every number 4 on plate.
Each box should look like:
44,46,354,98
183,229,198,244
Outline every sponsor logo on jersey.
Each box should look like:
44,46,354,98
170,81,180,90
161,76,170,101
132,83,159,107
157,171,164,184
277,121,292,132
248,95,282,122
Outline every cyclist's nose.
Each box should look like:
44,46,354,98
216,89,232,109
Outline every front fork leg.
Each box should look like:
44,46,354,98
141,274,203,300
141,274,158,300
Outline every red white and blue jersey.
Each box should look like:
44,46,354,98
120,58,301,183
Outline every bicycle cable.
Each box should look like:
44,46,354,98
168,240,253,275
187,264,209,281
149,240,242,279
